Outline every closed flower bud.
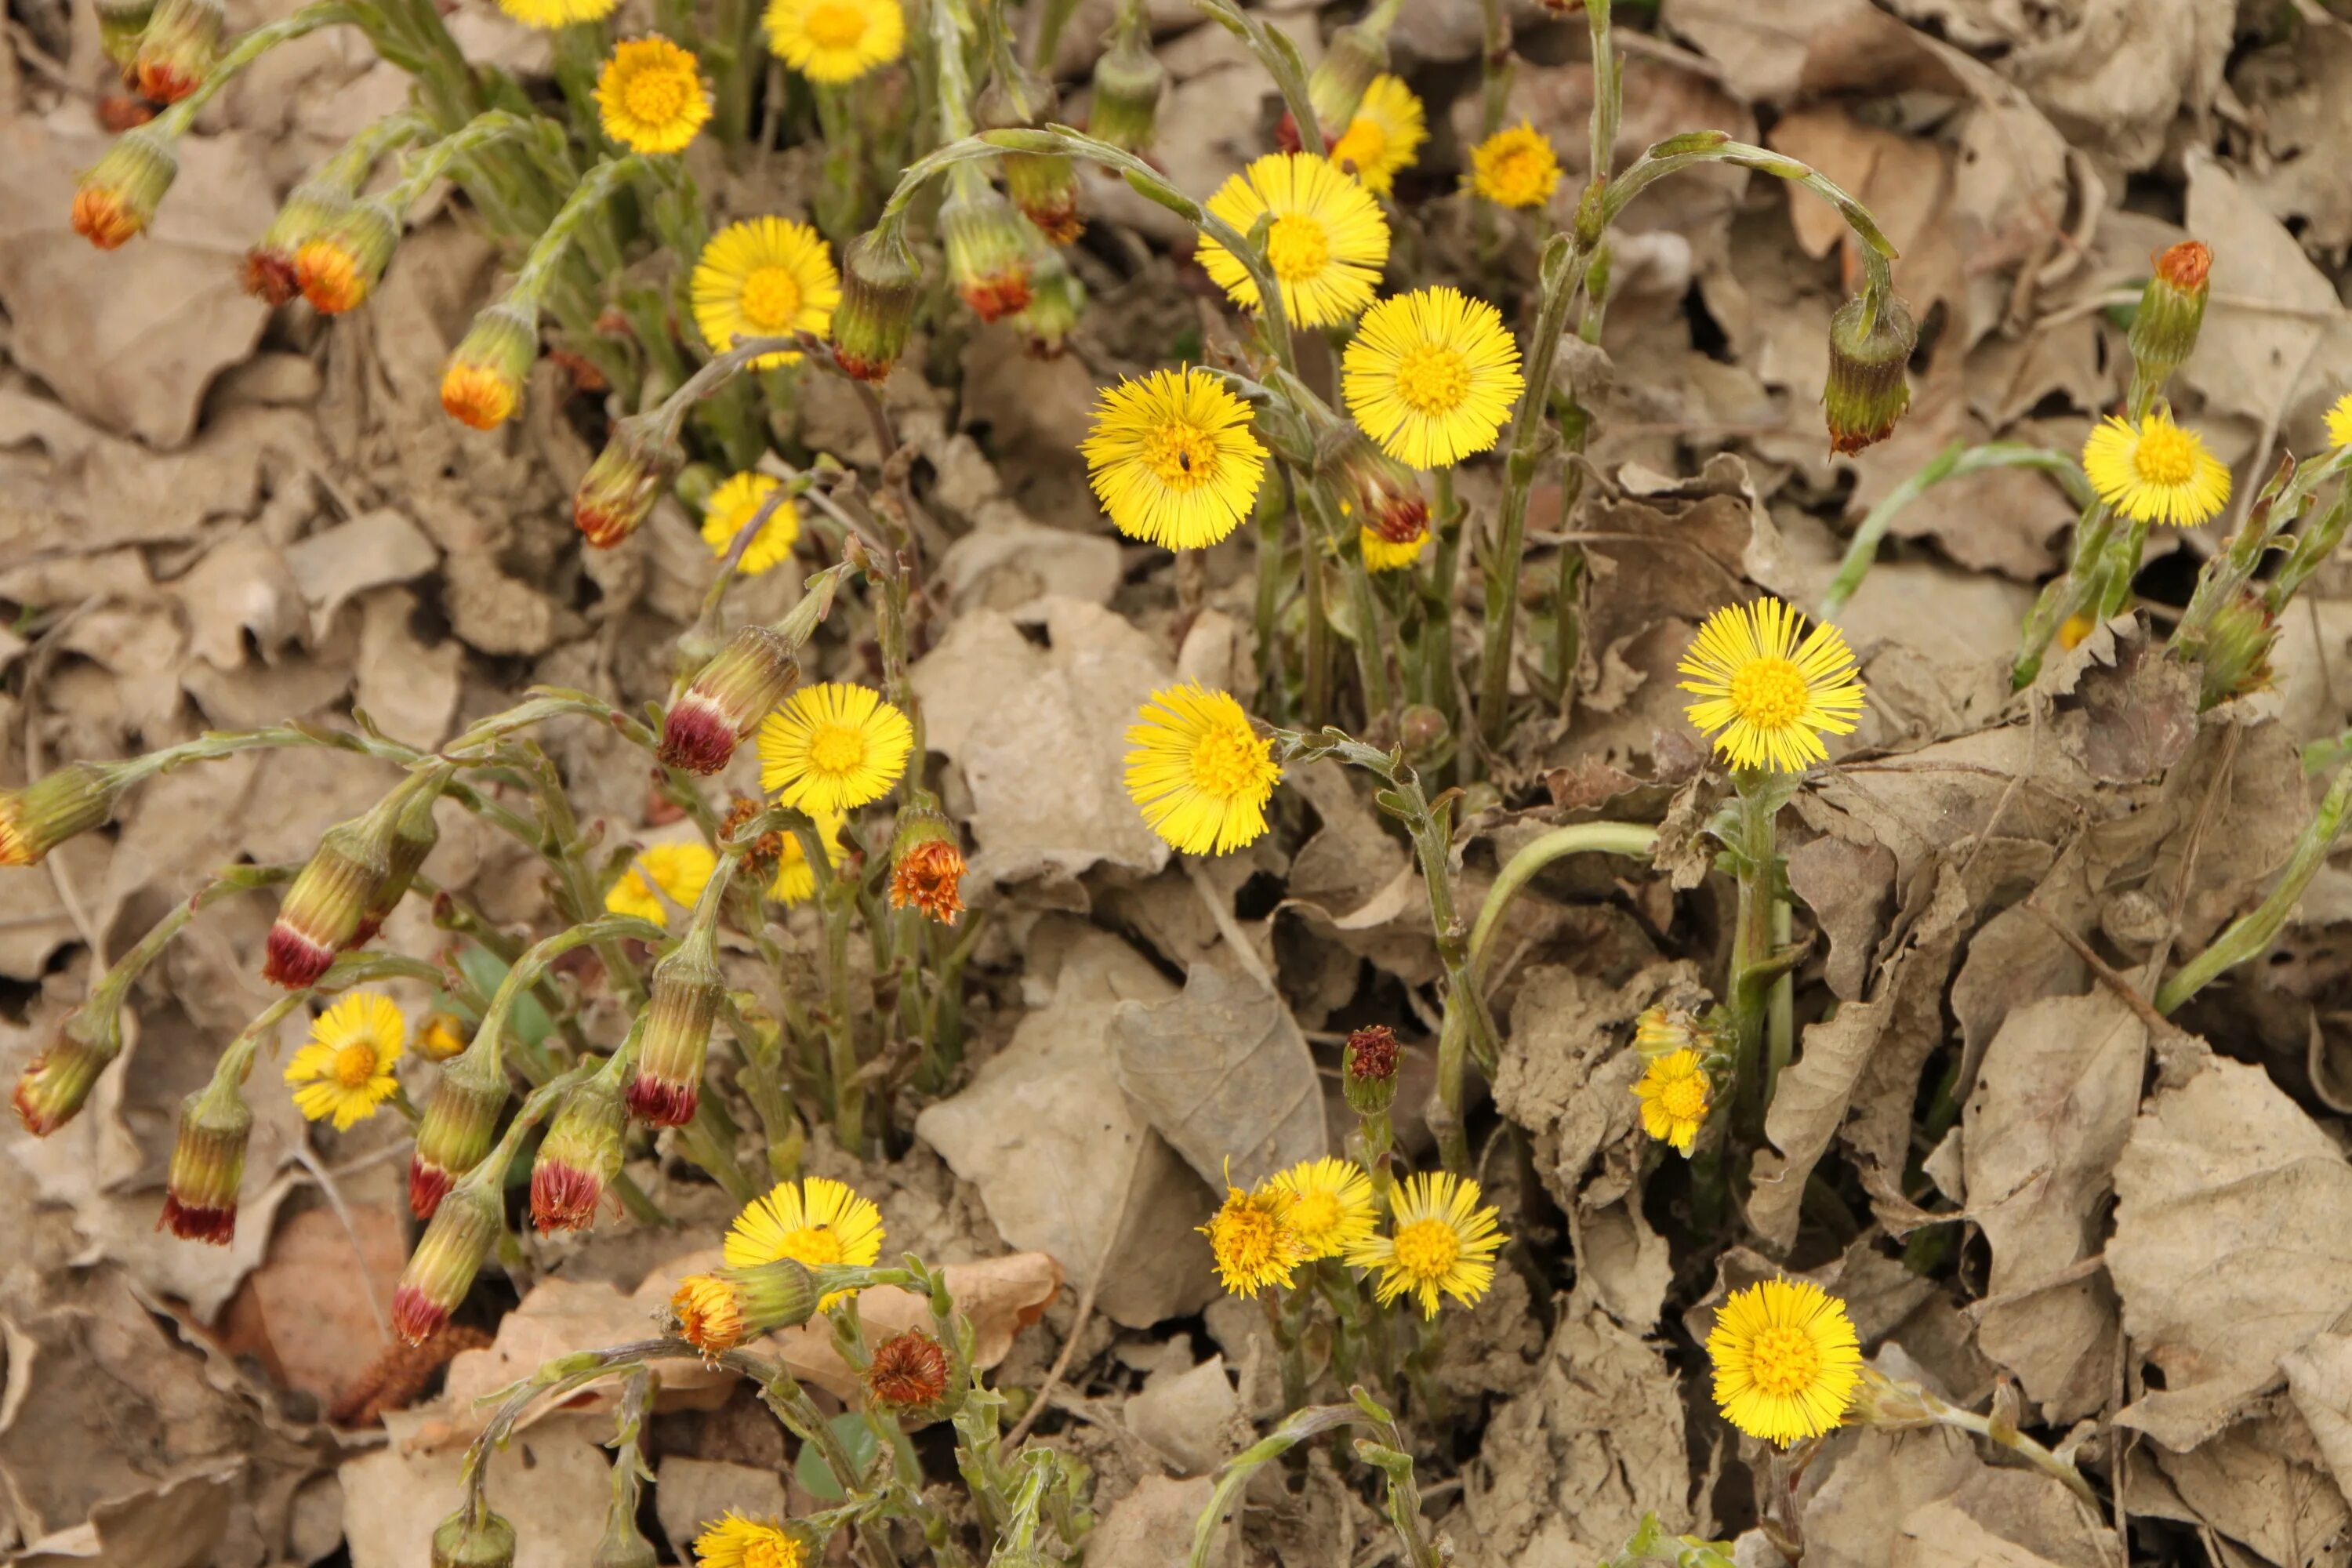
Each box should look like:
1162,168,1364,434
979,71,1081,247
71,128,177,251
1399,704,1448,758
130,0,221,103
1849,1364,1937,1429
627,927,721,1127
1344,1025,1399,1116
0,760,129,866
941,176,1033,323
296,198,400,315
409,1037,507,1218
1304,20,1386,146
1087,24,1164,153
888,800,967,926
864,1327,964,1425
1335,435,1428,546
2188,586,2276,710
431,1508,517,1568
666,1258,822,1356
660,626,798,775
1823,292,1916,456
441,301,539,432
2128,240,2211,383
590,1519,659,1568
574,414,684,549
354,779,443,948
531,1073,626,1233
1014,246,1084,358
830,227,921,383
161,1076,250,1245
97,0,157,69
392,1173,501,1343
265,805,398,989
244,177,350,303
13,1004,125,1136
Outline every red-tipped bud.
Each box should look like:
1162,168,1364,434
1014,246,1084,358
130,0,221,103
295,199,399,315
161,1077,250,1244
626,929,721,1127
1344,1025,1399,1116
0,760,128,866
830,227,922,383
243,177,349,303
1824,292,1917,456
409,1036,506,1218
392,1174,501,1344
941,177,1033,323
1336,435,1428,554
265,807,397,989
659,626,798,775
888,803,967,926
530,1073,626,1233
13,1004,125,1137
2129,239,2212,383
574,414,684,549
354,778,443,948
441,301,539,431
864,1327,966,1425
666,1259,822,1356
73,129,178,251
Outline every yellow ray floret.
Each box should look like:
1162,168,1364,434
284,991,405,1131
758,682,913,816
694,1511,811,1568
1468,122,1560,209
768,811,844,905
1708,1277,1862,1446
692,217,841,370
1359,523,1431,572
1347,1171,1507,1319
1329,74,1425,197
2329,392,2352,452
1199,1180,1308,1297
764,0,904,85
605,841,720,928
1269,1156,1378,1260
702,470,802,575
1080,366,1267,550
1678,597,1867,773
596,38,711,155
1197,153,1390,329
1635,1048,1711,1155
726,1174,885,1308
1343,287,1526,470
2080,408,2230,527
1123,683,1283,856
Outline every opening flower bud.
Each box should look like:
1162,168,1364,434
245,178,352,303
627,927,722,1127
830,227,921,383
888,801,967,926
416,1012,469,1063
1344,1025,1399,1116
0,760,129,866
864,1327,965,1425
2187,586,2275,711
1086,23,1164,153
431,1508,517,1568
1823,291,1917,456
392,1174,501,1344
940,173,1033,323
130,0,222,103
13,1004,125,1137
161,1076,251,1244
2127,239,2212,383
721,797,785,884
531,1073,626,1233
441,301,540,432
666,1258,822,1356
295,199,400,315
71,129,177,252
590,1518,659,1568
660,626,799,775
265,804,399,989
1335,436,1428,548
574,415,684,549
1633,1004,1699,1062
1014,246,1084,358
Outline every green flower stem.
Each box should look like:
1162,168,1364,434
2093,514,2154,619
1819,441,2091,618
1188,1402,1364,1568
1726,768,1790,1139
710,0,762,150
1302,479,1395,725
1192,0,1319,151
467,913,663,1090
2010,497,2114,689
459,1339,682,1524
931,0,980,143
1466,820,1657,977
1422,467,1463,731
1475,0,1509,137
149,2,354,137
1253,487,1290,714
506,153,646,305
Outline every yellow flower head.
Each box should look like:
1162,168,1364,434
1343,287,1526,470
692,217,840,370
769,811,844,906
1469,122,1561,209
2329,392,2352,452
1080,366,1268,550
1269,1156,1377,1260
596,38,711,155
758,682,914,816
495,0,616,28
702,470,802,575
605,841,720,928
1359,522,1430,572
284,992,405,1131
1635,1048,1711,1155
764,0,904,84
1679,597,1867,773
416,1012,469,1063
1330,74,1425,197
695,1512,812,1568
726,1174,885,1307
1123,683,1282,857
1347,1171,1507,1319
1708,1277,1862,1446
2081,408,2230,528
1199,1180,1308,1298
1198,152,1390,329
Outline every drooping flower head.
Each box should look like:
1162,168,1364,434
1080,367,1268,550
0,760,125,868
1343,287,1525,470
764,0,904,84
440,302,538,432
1359,523,1430,572
392,1176,501,1343
692,218,840,370
1708,1277,1862,1446
661,624,799,776
161,1078,250,1245
604,842,720,928
1198,1180,1307,1298
284,992,405,1131
1123,684,1283,857
2081,409,2231,528
1635,1048,1711,1155
701,471,803,575
1329,74,1425,197
1678,597,1867,773
725,1175,887,1308
71,128,176,251
1346,1171,1507,1319
531,1071,626,1233
670,1260,822,1355
295,200,399,315
695,1513,815,1568
1268,1156,1377,1260
596,38,712,155
1468,122,1560,209
757,683,914,817
1198,153,1390,329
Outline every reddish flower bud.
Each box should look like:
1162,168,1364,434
409,1035,506,1218
1823,292,1917,456
11,1002,125,1137
659,626,798,775
574,414,684,550
887,803,967,926
941,175,1033,323
1344,1025,1399,1116
864,1327,965,1425
130,0,221,103
530,1072,626,1233
2129,239,2212,383
829,227,921,383
265,804,398,989
160,1076,249,1244
393,1174,501,1344
626,926,721,1127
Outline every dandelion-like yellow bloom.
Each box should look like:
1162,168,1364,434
768,811,844,906
702,471,802,575
496,0,616,28
1708,1277,1862,1446
2081,409,2230,528
726,1174,885,1307
1678,598,1867,773
695,1512,811,1568
284,992,405,1131
1329,74,1425,197
1269,1156,1377,1260
692,217,840,370
1198,153,1390,329
2329,392,2352,452
1343,287,1525,470
1635,1048,1711,1155
1359,523,1430,572
604,841,720,927
1123,683,1282,856
1199,1181,1308,1297
758,683,913,816
764,0,903,84
1469,122,1561,209
1347,1171,1506,1319
596,38,711,155
1080,366,1267,550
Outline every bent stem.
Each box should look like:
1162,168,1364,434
1820,442,2092,618
1466,820,1657,976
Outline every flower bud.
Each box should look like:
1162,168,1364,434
416,1011,469,1062
941,176,1033,324
1823,292,1917,456
1086,24,1164,153
1305,20,1386,145
244,177,351,303
0,760,128,866
409,1037,507,1218
2188,586,2276,710
296,198,400,315
590,1518,659,1568
161,1076,250,1244
130,0,222,103
666,1258,822,1356
979,71,1081,246
12,1003,124,1137
626,927,722,1127
574,414,684,549
97,0,157,70
71,129,176,251
392,1173,502,1343
431,1508,517,1568
354,779,443,948
1335,435,1428,546
864,1327,965,1425
441,302,539,432
659,626,798,775
1399,704,1447,759
1848,1364,1937,1430
1344,1025,1399,1116
265,807,397,989
2128,240,2211,383
531,1072,626,1233
1014,245,1084,358
1633,1004,1699,1062
888,801,967,926
829,228,921,383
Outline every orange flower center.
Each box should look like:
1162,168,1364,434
1265,214,1331,282
1392,1217,1460,1282
1728,657,1808,731
1187,725,1265,802
622,64,692,128
331,1041,381,1087
739,264,804,332
804,1,868,48
1660,1072,1708,1122
1745,1324,1822,1398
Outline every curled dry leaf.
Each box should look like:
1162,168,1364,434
1109,961,1327,1191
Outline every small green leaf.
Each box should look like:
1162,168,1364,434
794,1413,878,1501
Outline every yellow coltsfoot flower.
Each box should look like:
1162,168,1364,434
284,992,405,1131
695,1512,816,1568
1634,1048,1711,1155
1468,122,1561,209
701,471,801,574
2326,391,2352,451
1679,597,1867,773
1080,366,1268,550
596,37,712,155
1199,1180,1308,1298
725,1175,885,1308
1123,683,1283,856
1348,1171,1507,1319
1343,286,1525,470
692,218,840,369
2081,408,2230,528
1198,152,1389,329
1708,1277,1862,1446
764,0,904,84
757,682,914,816
1329,74,1425,196
604,842,720,928
1269,1156,1377,1260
